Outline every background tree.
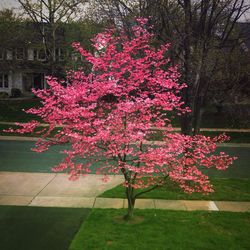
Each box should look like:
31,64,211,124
17,0,87,74
85,0,250,134
63,19,105,72
0,8,27,51
8,19,235,220
207,32,250,128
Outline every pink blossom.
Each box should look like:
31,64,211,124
7,18,236,196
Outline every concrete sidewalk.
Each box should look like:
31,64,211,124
0,172,123,207
0,172,249,212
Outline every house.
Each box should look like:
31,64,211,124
0,21,68,95
0,19,99,96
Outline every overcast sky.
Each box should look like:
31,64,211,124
1,0,250,22
0,0,17,9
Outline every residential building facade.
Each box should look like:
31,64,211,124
0,21,89,95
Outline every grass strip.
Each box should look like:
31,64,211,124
0,124,62,137
1,122,250,144
99,178,250,201
0,98,41,122
149,130,250,143
70,209,250,250
0,206,90,250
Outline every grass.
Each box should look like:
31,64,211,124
2,123,250,144
0,124,40,137
149,130,250,143
99,178,250,201
1,124,250,144
202,131,250,143
0,99,249,129
70,209,250,250
1,99,249,143
0,123,61,137
0,98,41,122
0,206,90,250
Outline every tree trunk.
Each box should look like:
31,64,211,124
192,61,208,135
193,96,204,135
181,111,193,135
124,185,135,220
181,0,193,135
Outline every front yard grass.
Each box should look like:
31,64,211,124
70,209,250,250
0,98,41,122
99,178,250,201
0,206,90,250
0,123,61,137
1,122,250,144
149,130,250,143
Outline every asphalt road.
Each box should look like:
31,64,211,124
0,140,249,178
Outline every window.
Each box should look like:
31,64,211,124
71,52,78,62
0,74,9,88
55,48,65,61
16,48,24,60
37,49,46,61
6,49,13,60
27,48,34,60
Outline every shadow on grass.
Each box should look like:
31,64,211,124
0,206,90,250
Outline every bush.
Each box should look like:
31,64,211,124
0,92,9,99
11,88,22,98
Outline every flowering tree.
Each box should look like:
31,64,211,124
8,18,235,220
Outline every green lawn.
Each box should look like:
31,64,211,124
100,178,250,201
149,130,250,143
0,206,90,250
0,123,61,137
70,209,250,250
0,98,41,122
0,99,249,129
1,99,249,143
2,123,250,143
202,131,250,143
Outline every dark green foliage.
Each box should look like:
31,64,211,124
11,88,22,98
0,92,9,99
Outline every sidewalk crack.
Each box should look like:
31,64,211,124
28,173,58,206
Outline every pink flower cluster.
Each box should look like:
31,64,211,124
7,18,236,195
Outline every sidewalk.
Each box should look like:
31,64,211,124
0,172,249,212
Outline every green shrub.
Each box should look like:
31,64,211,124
11,88,22,98
0,92,9,99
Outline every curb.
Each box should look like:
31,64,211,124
0,196,249,212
